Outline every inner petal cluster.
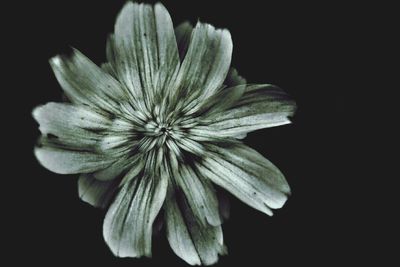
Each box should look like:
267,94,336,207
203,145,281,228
116,101,204,162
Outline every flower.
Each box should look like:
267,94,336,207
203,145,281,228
33,1,296,265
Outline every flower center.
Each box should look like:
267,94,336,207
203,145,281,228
160,127,167,133
155,123,171,136
136,115,203,157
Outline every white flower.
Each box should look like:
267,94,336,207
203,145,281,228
33,2,296,265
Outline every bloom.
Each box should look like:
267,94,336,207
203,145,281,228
33,1,296,265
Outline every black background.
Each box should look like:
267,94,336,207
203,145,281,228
10,0,357,266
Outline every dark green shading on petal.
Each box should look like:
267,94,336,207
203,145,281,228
203,84,296,138
224,68,246,87
198,143,291,216
173,164,221,226
165,191,226,266
34,146,113,175
49,48,126,114
174,22,245,87
170,22,233,109
33,102,114,174
33,102,110,150
103,174,167,257
110,2,180,109
78,174,120,208
174,21,193,60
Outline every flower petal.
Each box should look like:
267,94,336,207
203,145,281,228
93,156,132,181
197,84,246,116
33,102,110,150
174,164,221,226
217,191,230,221
174,21,193,60
175,22,243,87
78,174,120,208
165,192,226,266
103,174,167,257
197,143,291,215
152,3,181,92
164,195,201,266
34,146,112,175
49,48,126,114
198,68,247,123
224,68,246,87
111,2,180,104
203,84,296,138
95,117,143,158
101,62,117,78
171,22,233,105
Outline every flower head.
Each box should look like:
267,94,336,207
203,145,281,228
33,2,296,265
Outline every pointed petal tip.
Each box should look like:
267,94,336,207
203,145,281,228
34,146,51,171
206,216,223,227
267,180,291,211
78,174,119,209
180,21,193,28
193,20,231,36
263,206,274,216
180,255,202,266
32,102,58,122
219,244,228,256
154,2,167,10
49,55,61,67
34,146,74,175
102,220,140,258
49,47,82,66
120,0,135,9
265,190,291,213
31,104,44,122
78,185,102,208
49,47,76,66
34,146,65,174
